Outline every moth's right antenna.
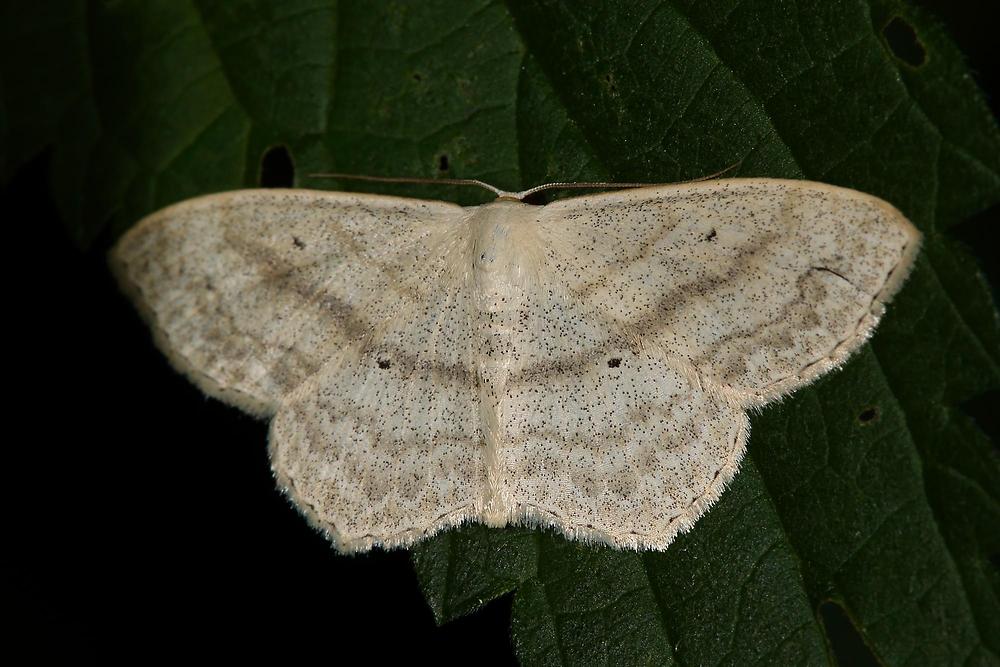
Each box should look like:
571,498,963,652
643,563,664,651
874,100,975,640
307,172,507,197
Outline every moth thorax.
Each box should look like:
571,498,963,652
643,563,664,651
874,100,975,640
470,202,542,313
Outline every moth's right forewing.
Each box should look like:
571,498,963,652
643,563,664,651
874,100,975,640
111,189,469,416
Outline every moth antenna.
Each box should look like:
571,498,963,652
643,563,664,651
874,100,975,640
513,160,744,199
307,172,506,197
680,160,743,183
310,162,743,201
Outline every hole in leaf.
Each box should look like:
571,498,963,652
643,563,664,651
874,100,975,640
377,359,391,369
438,154,450,172
819,600,880,667
259,145,295,188
960,389,999,453
603,72,617,94
608,358,622,368
883,16,927,67
858,406,879,425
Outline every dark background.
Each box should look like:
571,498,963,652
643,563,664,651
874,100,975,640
8,2,997,661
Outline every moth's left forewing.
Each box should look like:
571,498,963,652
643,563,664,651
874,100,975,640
536,179,921,407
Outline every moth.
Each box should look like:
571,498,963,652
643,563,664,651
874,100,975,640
111,178,920,553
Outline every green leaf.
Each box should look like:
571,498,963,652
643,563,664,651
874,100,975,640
5,0,997,663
